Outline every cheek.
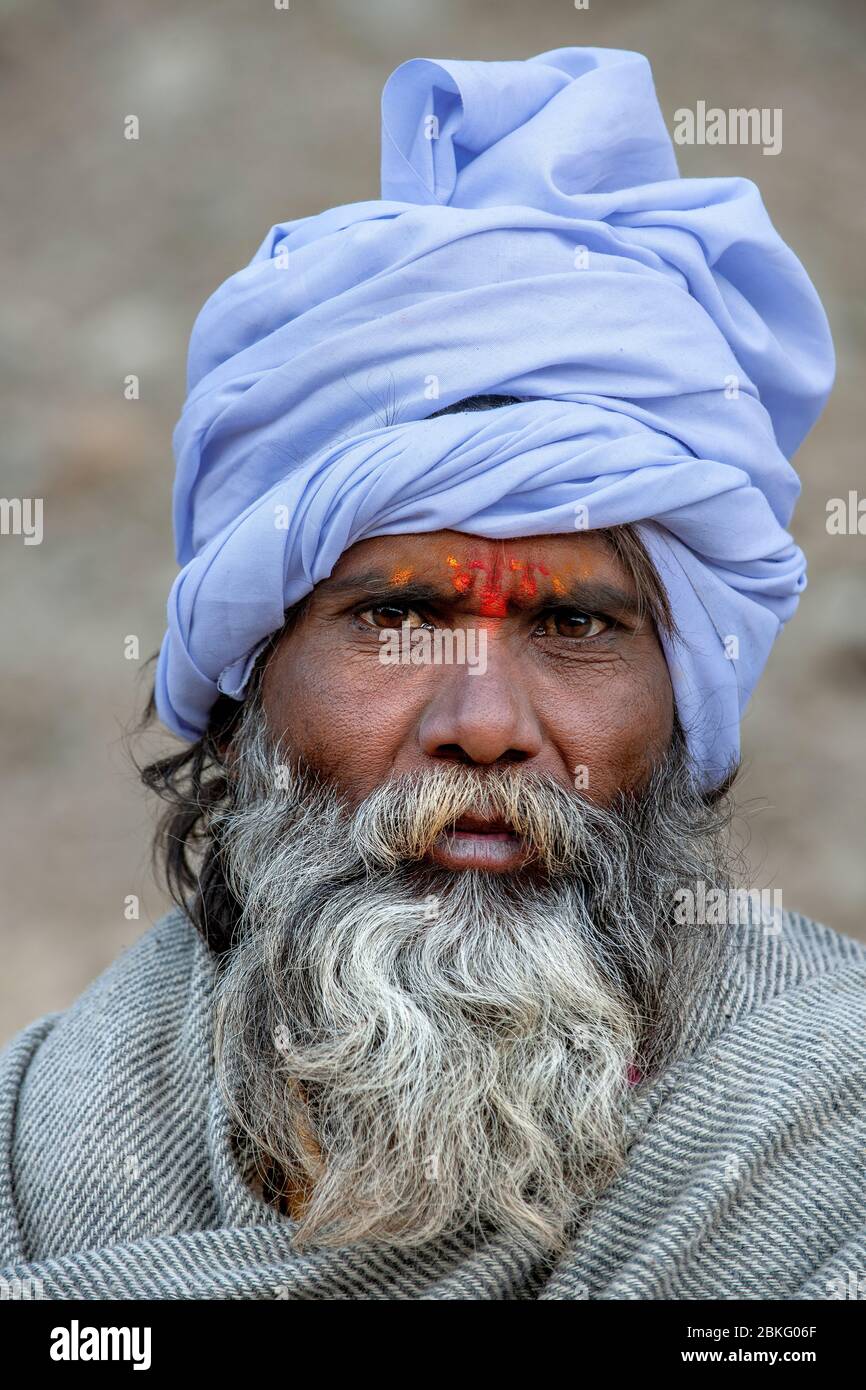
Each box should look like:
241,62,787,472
543,649,674,803
261,633,422,801
261,626,675,807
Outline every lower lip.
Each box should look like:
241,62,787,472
427,830,528,872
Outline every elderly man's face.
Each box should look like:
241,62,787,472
214,529,734,1253
261,528,674,866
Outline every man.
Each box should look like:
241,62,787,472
2,47,864,1301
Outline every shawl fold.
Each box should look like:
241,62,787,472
2,908,865,1300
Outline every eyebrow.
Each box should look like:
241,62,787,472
320,570,644,619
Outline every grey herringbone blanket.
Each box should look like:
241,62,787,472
2,906,865,1300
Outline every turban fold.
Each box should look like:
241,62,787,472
156,46,834,788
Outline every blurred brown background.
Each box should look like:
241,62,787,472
1,0,864,1042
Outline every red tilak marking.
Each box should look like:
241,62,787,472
441,552,567,615
479,548,506,616
479,586,507,617
516,561,554,600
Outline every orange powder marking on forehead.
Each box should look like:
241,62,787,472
479,548,507,616
441,551,508,615
479,586,507,617
442,552,475,595
438,549,577,615
390,566,414,585
432,546,609,619
512,558,551,601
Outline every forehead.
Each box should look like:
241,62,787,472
325,529,633,590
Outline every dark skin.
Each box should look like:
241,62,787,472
260,529,674,870
251,527,675,1212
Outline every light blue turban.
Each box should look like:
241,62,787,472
157,46,834,789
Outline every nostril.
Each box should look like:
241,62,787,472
433,745,476,765
433,745,530,767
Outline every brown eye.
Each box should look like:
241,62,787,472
359,605,428,630
536,610,609,639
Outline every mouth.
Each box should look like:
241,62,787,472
426,814,529,873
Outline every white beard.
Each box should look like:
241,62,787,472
210,700,735,1253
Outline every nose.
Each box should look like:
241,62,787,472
416,660,544,767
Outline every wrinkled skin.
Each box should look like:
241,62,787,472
260,530,674,862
